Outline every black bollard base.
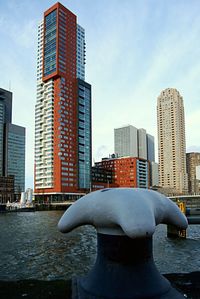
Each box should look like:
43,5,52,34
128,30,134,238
72,277,185,299
72,233,185,299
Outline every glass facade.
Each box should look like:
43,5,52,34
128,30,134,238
77,24,85,80
58,9,67,75
0,88,12,176
137,160,148,188
44,9,57,77
5,124,25,193
78,79,91,189
147,134,155,162
0,101,4,175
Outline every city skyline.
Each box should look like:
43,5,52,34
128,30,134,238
1,0,200,188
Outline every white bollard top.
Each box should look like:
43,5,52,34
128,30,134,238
58,188,188,238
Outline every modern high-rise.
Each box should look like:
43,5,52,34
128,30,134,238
114,125,138,158
4,124,25,193
0,88,25,196
186,152,200,194
114,125,155,162
146,133,155,162
157,88,188,194
34,3,91,200
0,88,12,176
138,128,147,160
150,162,159,188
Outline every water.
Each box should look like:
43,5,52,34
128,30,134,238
0,211,200,281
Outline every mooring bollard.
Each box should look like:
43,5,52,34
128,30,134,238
58,188,188,299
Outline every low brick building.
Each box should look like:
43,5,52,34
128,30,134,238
0,176,14,203
92,156,149,190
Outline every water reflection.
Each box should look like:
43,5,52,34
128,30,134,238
0,211,199,280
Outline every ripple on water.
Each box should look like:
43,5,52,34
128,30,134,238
0,211,199,280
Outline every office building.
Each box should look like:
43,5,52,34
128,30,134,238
92,166,113,190
114,125,155,162
157,88,188,194
4,124,25,193
186,152,200,194
34,3,91,200
149,161,159,188
114,125,155,188
114,125,138,157
138,128,147,160
0,88,12,176
77,79,92,190
114,125,138,158
0,88,25,198
93,156,149,189
147,133,155,162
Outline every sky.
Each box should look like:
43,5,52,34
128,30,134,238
0,0,200,189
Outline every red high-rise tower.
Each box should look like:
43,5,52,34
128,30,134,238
34,3,91,201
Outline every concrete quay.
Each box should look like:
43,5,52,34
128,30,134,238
0,272,199,299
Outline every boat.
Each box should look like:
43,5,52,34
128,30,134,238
5,191,35,212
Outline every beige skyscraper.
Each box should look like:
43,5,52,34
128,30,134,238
157,88,188,194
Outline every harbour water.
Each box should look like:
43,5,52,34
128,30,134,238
0,210,200,281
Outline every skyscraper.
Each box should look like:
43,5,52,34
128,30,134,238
157,88,188,194
0,88,25,196
0,88,12,176
114,125,138,158
34,3,91,200
4,124,25,193
138,128,147,160
146,133,155,163
114,124,155,162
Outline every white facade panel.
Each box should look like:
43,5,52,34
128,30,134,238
35,21,55,189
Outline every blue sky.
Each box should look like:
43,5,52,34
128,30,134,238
0,0,200,188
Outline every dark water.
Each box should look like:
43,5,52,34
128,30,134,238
0,211,199,281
